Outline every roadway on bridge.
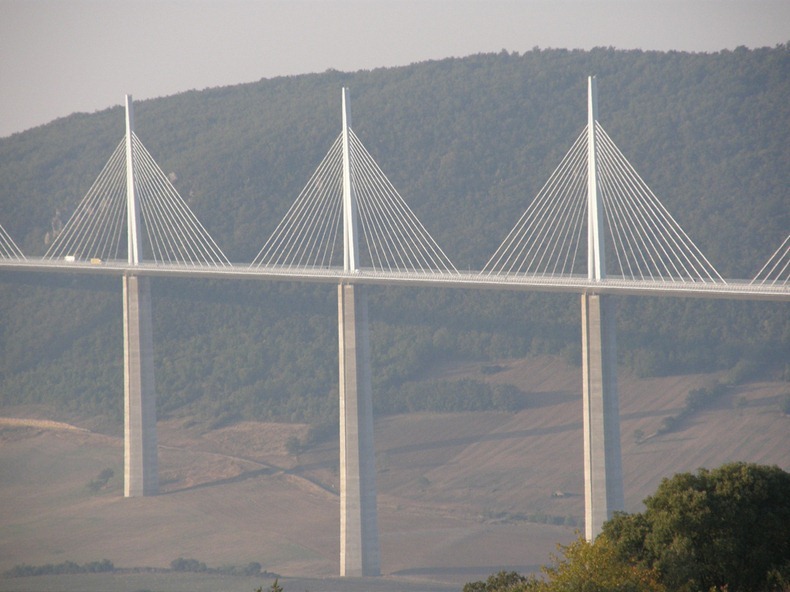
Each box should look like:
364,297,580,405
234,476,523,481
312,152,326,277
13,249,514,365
1,258,788,302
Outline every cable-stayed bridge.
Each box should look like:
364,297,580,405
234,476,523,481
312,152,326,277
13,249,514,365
1,79,788,578
3,92,786,297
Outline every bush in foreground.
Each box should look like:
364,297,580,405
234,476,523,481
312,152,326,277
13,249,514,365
464,462,790,592
604,462,790,592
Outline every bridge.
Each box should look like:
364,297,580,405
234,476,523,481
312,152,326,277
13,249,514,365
1,78,788,577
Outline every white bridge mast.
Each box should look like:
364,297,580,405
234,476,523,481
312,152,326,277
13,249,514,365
123,95,159,497
587,76,605,281
338,88,381,576
581,76,624,540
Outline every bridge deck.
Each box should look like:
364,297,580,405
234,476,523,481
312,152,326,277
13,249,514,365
1,258,787,302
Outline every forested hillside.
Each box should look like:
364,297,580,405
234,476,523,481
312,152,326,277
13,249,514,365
1,46,788,427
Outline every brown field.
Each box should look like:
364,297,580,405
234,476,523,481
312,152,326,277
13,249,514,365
1,355,788,591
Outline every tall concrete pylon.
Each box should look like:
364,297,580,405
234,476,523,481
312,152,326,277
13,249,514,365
123,95,159,497
337,88,381,577
581,76,624,539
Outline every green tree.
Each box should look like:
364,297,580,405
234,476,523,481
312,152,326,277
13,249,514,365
604,462,790,592
284,435,302,456
462,570,528,592
462,539,664,592
170,557,207,572
255,578,283,592
528,536,665,592
464,463,790,592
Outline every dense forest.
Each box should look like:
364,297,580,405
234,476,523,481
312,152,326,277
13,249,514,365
0,46,788,429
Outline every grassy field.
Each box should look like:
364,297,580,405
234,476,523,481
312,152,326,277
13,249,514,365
1,355,788,591
0,572,458,592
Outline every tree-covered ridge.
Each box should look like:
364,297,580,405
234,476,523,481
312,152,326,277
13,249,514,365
0,47,788,425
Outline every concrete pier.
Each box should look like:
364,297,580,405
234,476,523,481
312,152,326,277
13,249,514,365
338,283,380,577
123,274,159,496
581,292,623,539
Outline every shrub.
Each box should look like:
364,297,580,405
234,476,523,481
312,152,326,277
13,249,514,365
86,467,114,492
170,557,207,572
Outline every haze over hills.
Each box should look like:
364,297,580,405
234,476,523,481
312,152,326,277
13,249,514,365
0,46,788,589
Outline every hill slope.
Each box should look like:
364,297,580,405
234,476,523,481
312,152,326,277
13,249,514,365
1,356,787,589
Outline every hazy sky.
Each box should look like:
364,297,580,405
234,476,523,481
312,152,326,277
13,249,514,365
1,0,788,138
